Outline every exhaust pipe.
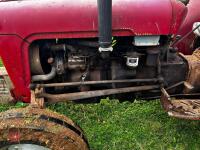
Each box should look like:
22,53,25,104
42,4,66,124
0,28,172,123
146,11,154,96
32,67,56,82
97,0,113,52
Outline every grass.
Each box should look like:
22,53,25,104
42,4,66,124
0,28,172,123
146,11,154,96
1,100,200,150
1,59,200,149
0,59,2,67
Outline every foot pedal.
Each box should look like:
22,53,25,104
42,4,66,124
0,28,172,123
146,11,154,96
161,88,200,120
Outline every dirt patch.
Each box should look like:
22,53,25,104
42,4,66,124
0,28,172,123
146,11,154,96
0,78,13,104
0,95,13,104
0,67,13,104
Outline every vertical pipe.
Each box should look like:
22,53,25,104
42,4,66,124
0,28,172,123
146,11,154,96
97,0,113,52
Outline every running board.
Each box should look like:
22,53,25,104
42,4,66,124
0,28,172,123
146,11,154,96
161,88,200,120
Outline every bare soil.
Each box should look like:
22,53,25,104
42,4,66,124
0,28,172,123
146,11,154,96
0,95,13,104
0,79,13,104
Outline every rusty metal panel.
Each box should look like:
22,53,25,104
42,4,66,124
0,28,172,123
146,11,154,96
180,50,200,93
168,100,200,120
161,87,200,120
161,50,200,120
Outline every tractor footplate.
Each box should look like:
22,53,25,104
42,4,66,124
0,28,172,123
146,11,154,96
168,100,200,120
161,88,200,120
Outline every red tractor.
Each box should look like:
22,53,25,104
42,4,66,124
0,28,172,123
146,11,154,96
0,0,200,149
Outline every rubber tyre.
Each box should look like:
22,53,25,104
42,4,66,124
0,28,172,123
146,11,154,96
0,107,89,150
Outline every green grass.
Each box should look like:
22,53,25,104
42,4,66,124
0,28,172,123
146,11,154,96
0,59,3,67
1,59,200,150
1,100,200,150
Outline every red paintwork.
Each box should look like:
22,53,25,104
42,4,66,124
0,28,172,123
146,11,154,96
0,0,187,102
177,0,200,54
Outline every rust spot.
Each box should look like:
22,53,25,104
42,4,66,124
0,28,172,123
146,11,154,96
0,107,89,150
181,49,200,93
8,128,20,143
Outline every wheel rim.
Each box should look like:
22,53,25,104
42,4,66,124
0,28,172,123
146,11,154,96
1,144,50,150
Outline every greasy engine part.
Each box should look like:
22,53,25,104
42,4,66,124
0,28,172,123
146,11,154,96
32,67,56,82
30,45,44,75
29,38,189,100
0,107,89,150
160,50,200,120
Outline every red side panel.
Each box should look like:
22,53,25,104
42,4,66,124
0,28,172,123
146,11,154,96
0,0,183,39
177,0,200,54
170,0,188,34
0,35,30,102
0,0,187,102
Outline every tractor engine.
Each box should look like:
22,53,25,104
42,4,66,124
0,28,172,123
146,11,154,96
30,35,188,99
28,0,190,102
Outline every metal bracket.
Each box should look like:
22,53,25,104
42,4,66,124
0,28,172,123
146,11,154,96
126,57,139,68
98,46,113,52
193,22,200,37
31,88,44,108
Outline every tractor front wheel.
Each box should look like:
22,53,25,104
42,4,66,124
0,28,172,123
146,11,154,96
0,106,89,150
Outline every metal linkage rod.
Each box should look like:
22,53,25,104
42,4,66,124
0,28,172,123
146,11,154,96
31,78,159,89
37,85,160,103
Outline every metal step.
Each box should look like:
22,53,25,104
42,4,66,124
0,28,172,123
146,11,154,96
167,100,200,120
161,88,200,120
